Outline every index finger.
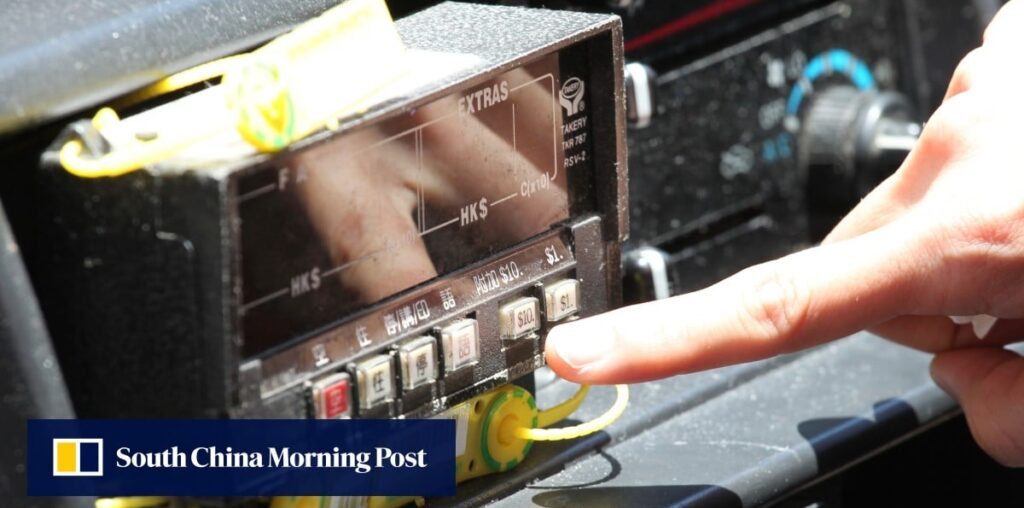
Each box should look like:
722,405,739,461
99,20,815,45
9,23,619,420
545,218,933,384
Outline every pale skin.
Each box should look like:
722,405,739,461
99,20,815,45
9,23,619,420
546,0,1024,467
294,68,567,303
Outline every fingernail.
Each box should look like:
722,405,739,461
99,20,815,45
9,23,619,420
971,314,998,339
949,315,972,325
549,321,614,371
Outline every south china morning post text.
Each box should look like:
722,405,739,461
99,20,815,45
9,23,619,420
27,419,456,496
114,445,428,473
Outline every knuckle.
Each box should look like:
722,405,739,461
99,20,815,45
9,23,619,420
738,265,811,346
950,48,986,92
330,208,368,261
933,199,1024,263
926,211,1024,315
949,210,1015,250
923,94,983,152
916,91,1009,170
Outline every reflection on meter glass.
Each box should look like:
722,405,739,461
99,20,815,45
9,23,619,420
238,55,567,357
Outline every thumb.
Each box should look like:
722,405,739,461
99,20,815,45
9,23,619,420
931,347,1024,467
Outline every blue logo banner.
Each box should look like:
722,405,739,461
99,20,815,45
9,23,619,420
28,419,455,496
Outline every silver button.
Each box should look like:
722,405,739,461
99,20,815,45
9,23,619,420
498,297,541,340
398,336,438,390
625,62,657,129
544,279,580,322
354,355,395,410
439,319,479,373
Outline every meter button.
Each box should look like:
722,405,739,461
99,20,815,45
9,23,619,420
398,336,438,391
354,355,395,410
545,279,581,322
499,297,541,340
440,319,480,373
310,372,351,419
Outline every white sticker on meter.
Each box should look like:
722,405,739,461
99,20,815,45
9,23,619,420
499,296,541,340
433,403,470,456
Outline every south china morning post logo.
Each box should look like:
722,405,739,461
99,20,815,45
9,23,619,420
112,445,426,473
52,438,103,476
28,419,455,496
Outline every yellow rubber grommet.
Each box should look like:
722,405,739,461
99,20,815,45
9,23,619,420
480,386,538,472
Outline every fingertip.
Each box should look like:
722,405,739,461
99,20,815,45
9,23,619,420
543,326,583,382
543,318,615,383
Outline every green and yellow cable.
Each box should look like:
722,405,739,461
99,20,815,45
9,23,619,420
59,0,404,178
272,382,629,508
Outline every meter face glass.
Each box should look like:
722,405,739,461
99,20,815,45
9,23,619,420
237,53,568,357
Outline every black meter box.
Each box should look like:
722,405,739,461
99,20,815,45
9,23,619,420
34,3,627,419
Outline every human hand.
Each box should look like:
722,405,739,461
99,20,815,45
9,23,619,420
294,67,567,302
545,0,1024,466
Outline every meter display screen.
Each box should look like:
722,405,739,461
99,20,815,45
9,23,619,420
236,53,569,357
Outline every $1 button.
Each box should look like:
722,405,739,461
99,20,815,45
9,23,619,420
544,279,580,322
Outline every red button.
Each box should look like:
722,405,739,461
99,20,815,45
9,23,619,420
318,378,350,419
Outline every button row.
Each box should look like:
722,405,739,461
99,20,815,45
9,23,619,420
497,277,580,340
310,277,580,418
310,318,480,418
350,317,481,413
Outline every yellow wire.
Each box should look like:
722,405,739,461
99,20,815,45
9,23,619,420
536,384,590,429
60,0,405,177
59,123,221,178
59,55,245,178
517,384,629,442
95,497,169,508
115,55,249,107
100,388,626,508
57,50,370,177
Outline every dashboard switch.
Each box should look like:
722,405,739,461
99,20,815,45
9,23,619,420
398,336,438,390
499,297,541,339
544,279,581,322
440,319,480,373
355,355,395,410
310,372,352,419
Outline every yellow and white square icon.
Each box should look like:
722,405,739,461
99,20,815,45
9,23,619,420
52,438,103,476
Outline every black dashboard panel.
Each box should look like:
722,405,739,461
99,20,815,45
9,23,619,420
1,1,1020,507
